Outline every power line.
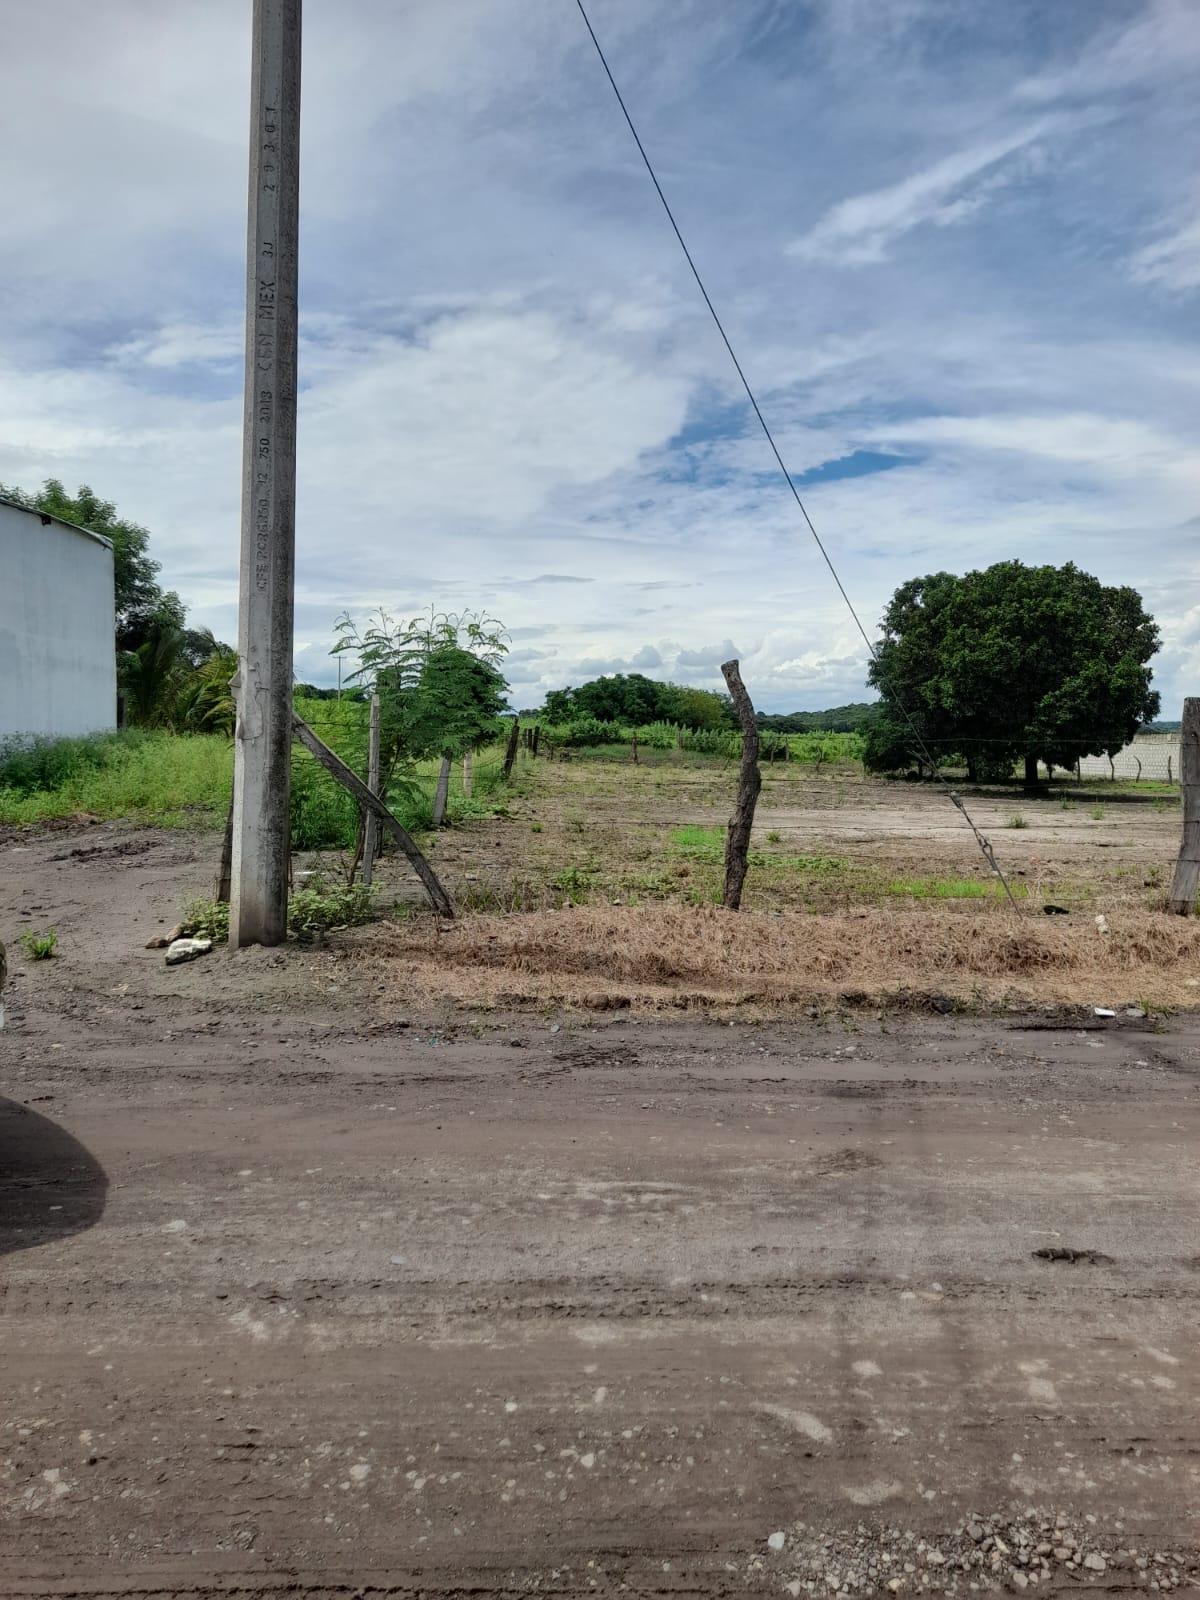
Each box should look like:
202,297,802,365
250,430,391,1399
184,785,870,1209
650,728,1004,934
571,0,1019,910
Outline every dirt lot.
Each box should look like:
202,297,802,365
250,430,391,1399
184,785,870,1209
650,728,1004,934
2,813,1199,1597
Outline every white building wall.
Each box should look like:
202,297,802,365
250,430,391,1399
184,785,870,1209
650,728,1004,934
0,501,117,739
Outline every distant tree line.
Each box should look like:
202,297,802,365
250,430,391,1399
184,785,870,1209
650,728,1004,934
757,702,879,734
542,673,733,731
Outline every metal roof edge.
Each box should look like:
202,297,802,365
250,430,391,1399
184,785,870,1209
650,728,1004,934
0,494,115,552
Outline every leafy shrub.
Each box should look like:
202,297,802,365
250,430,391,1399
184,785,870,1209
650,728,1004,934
289,880,376,937
543,716,617,748
181,879,376,943
180,897,230,942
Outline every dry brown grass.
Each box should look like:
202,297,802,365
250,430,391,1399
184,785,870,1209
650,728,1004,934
366,903,1200,1013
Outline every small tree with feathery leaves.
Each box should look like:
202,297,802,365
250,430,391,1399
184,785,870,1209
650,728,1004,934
332,608,509,826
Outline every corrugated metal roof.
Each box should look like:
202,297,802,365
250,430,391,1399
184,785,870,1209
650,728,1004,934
0,494,115,552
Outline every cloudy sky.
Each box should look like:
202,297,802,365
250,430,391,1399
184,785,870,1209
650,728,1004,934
2,0,1198,712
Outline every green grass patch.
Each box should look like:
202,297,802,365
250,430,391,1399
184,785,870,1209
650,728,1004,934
19,928,58,960
668,825,845,873
886,876,1027,900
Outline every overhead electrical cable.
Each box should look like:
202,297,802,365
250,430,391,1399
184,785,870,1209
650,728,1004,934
572,0,1019,909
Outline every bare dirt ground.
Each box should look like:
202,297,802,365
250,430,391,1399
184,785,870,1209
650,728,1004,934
417,753,1182,916
2,818,1199,1597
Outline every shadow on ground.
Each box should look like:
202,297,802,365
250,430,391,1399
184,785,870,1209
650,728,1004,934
0,1096,107,1256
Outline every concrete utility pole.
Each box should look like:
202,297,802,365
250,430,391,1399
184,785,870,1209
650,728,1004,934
231,0,302,948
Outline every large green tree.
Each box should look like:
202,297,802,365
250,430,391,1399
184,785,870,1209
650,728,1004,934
864,561,1160,786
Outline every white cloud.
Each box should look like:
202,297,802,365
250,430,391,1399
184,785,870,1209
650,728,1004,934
1016,0,1200,104
1129,210,1200,294
787,124,1052,265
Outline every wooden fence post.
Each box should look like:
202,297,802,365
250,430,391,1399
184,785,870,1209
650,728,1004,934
462,749,473,800
215,673,238,903
362,692,381,888
502,716,521,779
431,754,452,828
720,659,761,911
215,796,235,905
1168,698,1200,914
292,713,454,918
631,732,639,766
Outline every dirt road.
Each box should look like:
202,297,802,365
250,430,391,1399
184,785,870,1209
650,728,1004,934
2,826,1199,1596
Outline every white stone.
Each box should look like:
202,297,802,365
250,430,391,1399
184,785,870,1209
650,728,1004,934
165,937,214,966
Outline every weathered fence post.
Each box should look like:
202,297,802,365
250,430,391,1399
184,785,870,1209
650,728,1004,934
216,797,235,905
431,754,452,827
1168,699,1200,914
720,659,761,912
531,725,540,758
502,716,521,779
631,732,639,766
462,748,473,800
362,691,381,888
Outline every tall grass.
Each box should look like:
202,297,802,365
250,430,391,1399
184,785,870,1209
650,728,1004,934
0,730,232,827
0,710,513,850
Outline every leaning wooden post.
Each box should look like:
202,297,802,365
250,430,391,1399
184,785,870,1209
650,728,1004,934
1168,698,1200,914
720,659,762,912
361,691,381,888
292,713,454,917
502,715,521,779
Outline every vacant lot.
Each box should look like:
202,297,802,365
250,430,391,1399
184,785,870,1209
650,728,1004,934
345,748,1192,1014
2,821,1199,1596
418,748,1181,913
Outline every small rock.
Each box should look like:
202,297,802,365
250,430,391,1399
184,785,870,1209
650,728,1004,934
1012,1573,1028,1590
1083,1554,1106,1573
145,923,184,950
165,937,213,966
1094,1006,1116,1017
1124,1006,1146,1018
768,1531,786,1553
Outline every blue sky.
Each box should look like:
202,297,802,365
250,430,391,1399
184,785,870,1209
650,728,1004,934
1,0,1197,711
